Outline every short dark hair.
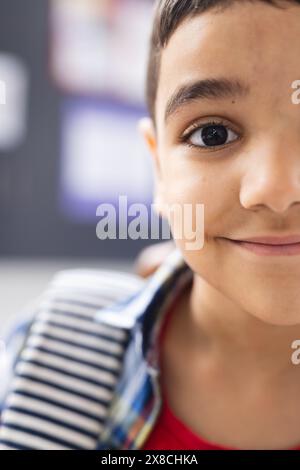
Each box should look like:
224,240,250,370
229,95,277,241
146,0,299,125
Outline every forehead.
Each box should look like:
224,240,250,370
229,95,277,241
155,1,300,128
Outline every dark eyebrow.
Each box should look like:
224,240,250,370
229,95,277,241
164,77,250,124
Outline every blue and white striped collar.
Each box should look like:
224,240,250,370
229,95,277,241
94,247,193,371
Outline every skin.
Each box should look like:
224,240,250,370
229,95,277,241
139,1,300,449
133,241,175,277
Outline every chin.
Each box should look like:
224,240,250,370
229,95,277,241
254,310,300,327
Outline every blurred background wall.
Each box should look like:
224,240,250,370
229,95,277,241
0,0,159,334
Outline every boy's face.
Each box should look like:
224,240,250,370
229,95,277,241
140,1,300,326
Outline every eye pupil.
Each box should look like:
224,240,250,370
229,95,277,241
202,125,228,147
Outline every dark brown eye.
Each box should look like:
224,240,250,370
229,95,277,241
188,123,239,148
202,125,228,146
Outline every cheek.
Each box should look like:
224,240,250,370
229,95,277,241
163,166,232,239
164,164,209,205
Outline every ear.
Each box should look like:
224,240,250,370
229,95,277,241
138,117,168,218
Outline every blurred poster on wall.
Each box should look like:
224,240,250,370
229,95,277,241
59,98,154,223
0,53,28,151
50,0,153,106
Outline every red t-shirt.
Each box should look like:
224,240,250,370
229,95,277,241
142,295,300,451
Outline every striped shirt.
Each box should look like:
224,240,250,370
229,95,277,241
0,247,193,450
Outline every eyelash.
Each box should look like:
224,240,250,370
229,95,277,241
179,119,240,150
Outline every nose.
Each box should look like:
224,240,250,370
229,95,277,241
240,139,300,214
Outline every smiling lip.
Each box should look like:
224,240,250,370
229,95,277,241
221,235,300,256
228,235,300,245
